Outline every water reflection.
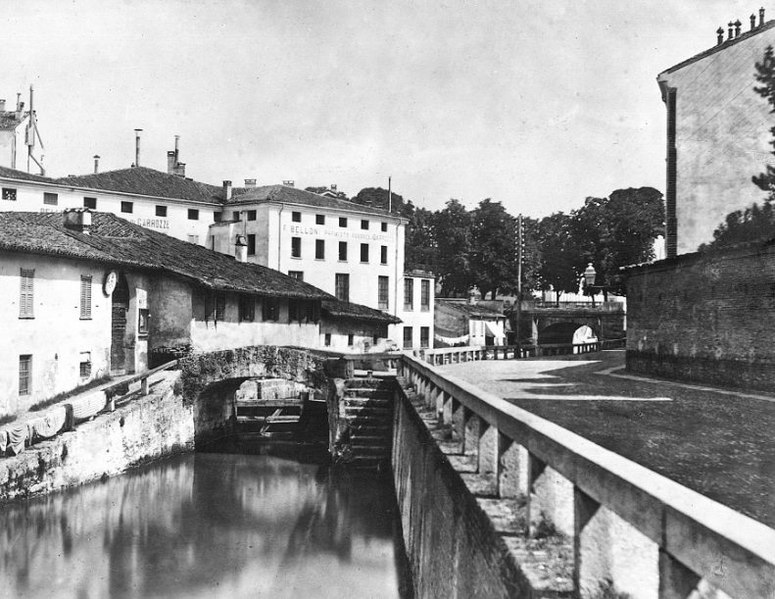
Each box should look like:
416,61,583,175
0,453,410,599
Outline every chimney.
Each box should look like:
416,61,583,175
223,180,232,200
16,93,21,112
93,154,100,174
751,13,757,30
728,21,734,40
167,150,176,174
282,179,295,188
717,26,725,44
0,99,5,112
734,19,742,37
133,129,143,168
761,7,766,27
331,183,337,191
63,208,92,234
235,234,247,262
244,178,256,187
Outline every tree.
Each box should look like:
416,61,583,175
351,187,406,214
404,205,438,272
433,199,474,296
753,45,775,196
536,212,583,304
470,199,519,299
572,187,664,298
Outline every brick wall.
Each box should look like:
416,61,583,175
626,242,775,390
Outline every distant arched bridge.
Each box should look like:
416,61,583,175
512,302,626,345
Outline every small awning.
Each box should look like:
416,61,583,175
485,320,505,339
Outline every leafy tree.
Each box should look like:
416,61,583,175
433,199,474,296
470,199,519,299
404,205,438,272
536,212,583,304
753,45,775,196
351,187,406,214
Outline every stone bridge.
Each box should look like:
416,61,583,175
514,302,626,344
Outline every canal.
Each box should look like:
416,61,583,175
0,450,412,598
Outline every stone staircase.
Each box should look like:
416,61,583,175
340,371,396,469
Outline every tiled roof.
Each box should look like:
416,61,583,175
321,298,401,324
0,211,331,299
0,165,52,183
229,184,393,217
0,111,26,131
56,167,223,204
437,300,504,319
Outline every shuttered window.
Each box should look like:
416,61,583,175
80,275,92,319
19,355,32,395
19,268,34,318
378,276,389,310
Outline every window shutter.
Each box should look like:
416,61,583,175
19,269,34,318
80,276,92,319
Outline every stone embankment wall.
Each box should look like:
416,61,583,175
0,373,193,502
626,244,775,390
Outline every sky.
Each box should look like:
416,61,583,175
1,0,768,217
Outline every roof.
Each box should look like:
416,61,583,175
436,299,505,319
56,167,223,205
321,298,402,324
0,110,27,131
0,211,330,299
0,165,52,183
659,19,775,77
229,184,394,217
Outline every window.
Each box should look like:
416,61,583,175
43,192,58,206
19,355,31,396
84,197,97,209
291,237,302,258
138,309,149,336
403,327,413,349
289,300,301,322
188,209,199,220
347,334,354,346
262,297,280,321
156,205,168,217
2,188,17,201
305,301,319,323
339,217,347,228
421,279,431,311
361,219,369,230
204,292,215,322
19,268,34,318
378,276,389,310
232,211,241,221
288,270,304,281
381,222,387,232
80,275,92,319
247,234,256,256
292,211,301,222
420,326,430,348
335,273,350,302
404,279,414,311
247,210,257,221
338,241,347,261
373,334,379,345
315,239,325,260
187,235,199,245
360,243,369,263
239,295,255,322
121,201,133,213
316,214,325,225
213,212,222,222
324,333,331,346
215,293,226,321
79,352,91,379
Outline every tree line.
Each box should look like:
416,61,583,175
309,185,665,302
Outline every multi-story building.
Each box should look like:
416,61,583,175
658,9,775,256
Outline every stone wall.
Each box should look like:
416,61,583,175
626,243,775,389
0,373,194,502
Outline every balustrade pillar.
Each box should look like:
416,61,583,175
452,398,465,448
463,408,480,456
527,453,574,538
497,433,528,498
658,551,700,599
435,389,446,421
442,392,454,426
574,487,659,599
478,422,498,476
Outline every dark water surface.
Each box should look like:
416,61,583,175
0,452,411,598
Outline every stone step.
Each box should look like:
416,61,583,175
343,388,393,399
346,422,392,434
349,434,391,445
343,397,391,408
350,444,392,456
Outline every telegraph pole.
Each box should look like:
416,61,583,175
515,214,524,349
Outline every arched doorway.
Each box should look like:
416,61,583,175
111,274,129,374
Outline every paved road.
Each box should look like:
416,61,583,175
439,350,775,528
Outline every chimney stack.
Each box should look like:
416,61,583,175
235,234,247,262
16,93,21,112
734,19,742,37
0,99,5,112
63,208,92,234
717,26,725,44
223,180,232,200
760,7,766,27
282,179,295,188
728,21,734,40
244,178,256,187
751,14,757,30
133,129,143,168
93,155,100,174
166,135,186,177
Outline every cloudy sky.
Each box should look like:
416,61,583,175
2,0,767,216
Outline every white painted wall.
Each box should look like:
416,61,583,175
392,274,435,349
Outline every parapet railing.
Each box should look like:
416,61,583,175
416,339,627,366
397,353,775,598
0,360,179,458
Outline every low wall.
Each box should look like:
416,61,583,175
392,383,546,598
0,373,194,502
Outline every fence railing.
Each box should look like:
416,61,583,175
397,353,775,599
0,360,179,458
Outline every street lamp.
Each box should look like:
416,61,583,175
583,262,598,308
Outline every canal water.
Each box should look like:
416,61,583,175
0,451,412,598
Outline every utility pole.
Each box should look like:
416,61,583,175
515,214,524,350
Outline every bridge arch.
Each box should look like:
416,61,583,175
537,322,598,345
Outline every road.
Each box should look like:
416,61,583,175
438,350,775,528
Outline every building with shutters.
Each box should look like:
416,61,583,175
434,299,506,347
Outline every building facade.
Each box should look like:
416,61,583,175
658,11,775,256
434,299,506,348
